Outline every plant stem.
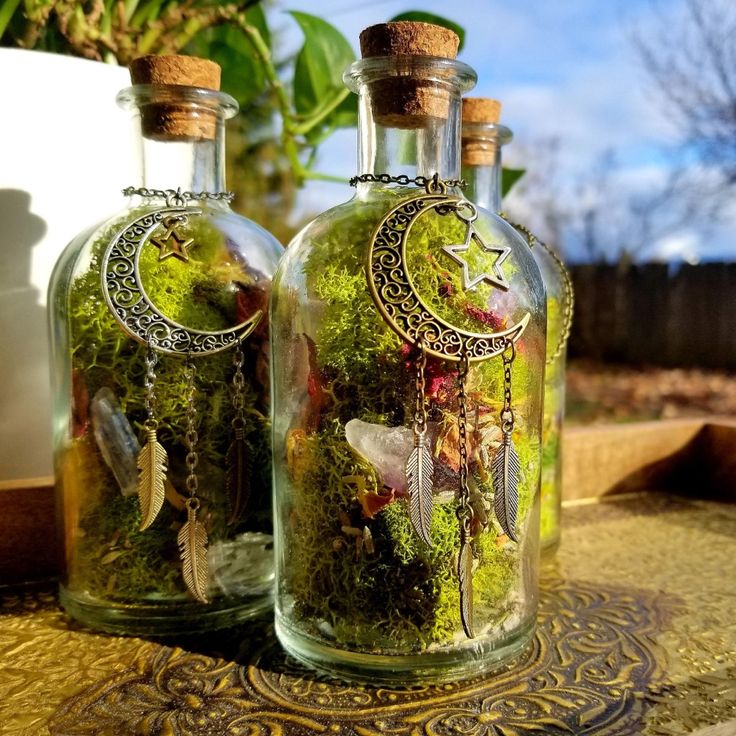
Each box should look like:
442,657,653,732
292,88,350,136
226,8,346,187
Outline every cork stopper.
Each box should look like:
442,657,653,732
359,21,459,58
129,55,222,141
462,97,503,165
358,22,461,129
462,97,502,124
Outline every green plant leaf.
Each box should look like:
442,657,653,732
502,167,525,196
185,4,270,106
0,0,22,39
389,11,465,51
289,10,355,119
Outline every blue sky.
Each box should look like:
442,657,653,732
276,0,734,263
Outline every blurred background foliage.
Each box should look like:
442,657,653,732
0,1,470,243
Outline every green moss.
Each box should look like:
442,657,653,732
540,356,565,546
280,189,543,651
474,531,515,612
62,207,272,601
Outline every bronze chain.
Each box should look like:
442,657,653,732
143,344,159,431
349,172,466,191
184,357,200,509
123,186,235,207
456,350,474,537
500,339,516,434
413,338,428,437
231,341,246,438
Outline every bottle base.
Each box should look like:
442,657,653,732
60,585,273,636
275,611,536,686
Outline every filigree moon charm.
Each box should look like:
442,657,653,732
366,193,529,362
101,208,262,356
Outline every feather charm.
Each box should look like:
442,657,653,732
178,500,209,603
458,539,475,638
406,433,434,545
137,428,167,531
226,427,250,526
492,432,520,542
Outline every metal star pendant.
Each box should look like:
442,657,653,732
442,225,511,291
150,216,194,263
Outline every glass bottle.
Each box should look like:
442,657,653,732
48,55,282,635
270,23,546,684
461,97,572,552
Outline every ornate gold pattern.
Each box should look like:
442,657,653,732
47,577,670,734
0,589,153,735
3,493,734,735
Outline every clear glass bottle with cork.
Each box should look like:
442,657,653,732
48,55,282,635
461,97,573,552
270,22,546,683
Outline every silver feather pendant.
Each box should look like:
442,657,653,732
226,427,250,526
406,433,434,546
137,429,167,531
178,501,209,603
492,432,520,542
458,538,475,638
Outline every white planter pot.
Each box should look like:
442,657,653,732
0,49,133,482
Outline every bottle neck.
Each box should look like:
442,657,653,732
462,144,503,212
346,57,476,195
460,122,513,212
118,85,238,197
356,92,462,188
133,127,227,193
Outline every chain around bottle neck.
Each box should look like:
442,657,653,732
123,186,234,207
349,173,465,192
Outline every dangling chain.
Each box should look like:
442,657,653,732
231,342,246,439
184,358,200,508
406,337,434,546
457,350,472,536
413,339,428,438
143,345,159,432
137,342,168,532
501,340,516,435
226,339,251,526
491,338,521,544
456,348,476,638
179,356,210,604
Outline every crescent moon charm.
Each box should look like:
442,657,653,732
367,193,529,362
101,208,262,356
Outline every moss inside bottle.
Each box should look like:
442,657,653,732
461,97,573,553
270,23,546,684
48,55,283,635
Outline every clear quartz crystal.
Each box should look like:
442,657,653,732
462,117,569,552
90,387,140,497
48,81,282,635
270,55,546,684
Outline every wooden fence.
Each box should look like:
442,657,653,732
569,262,736,369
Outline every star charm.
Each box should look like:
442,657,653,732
442,225,511,291
150,216,194,263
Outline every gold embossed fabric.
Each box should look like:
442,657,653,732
2,492,735,736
